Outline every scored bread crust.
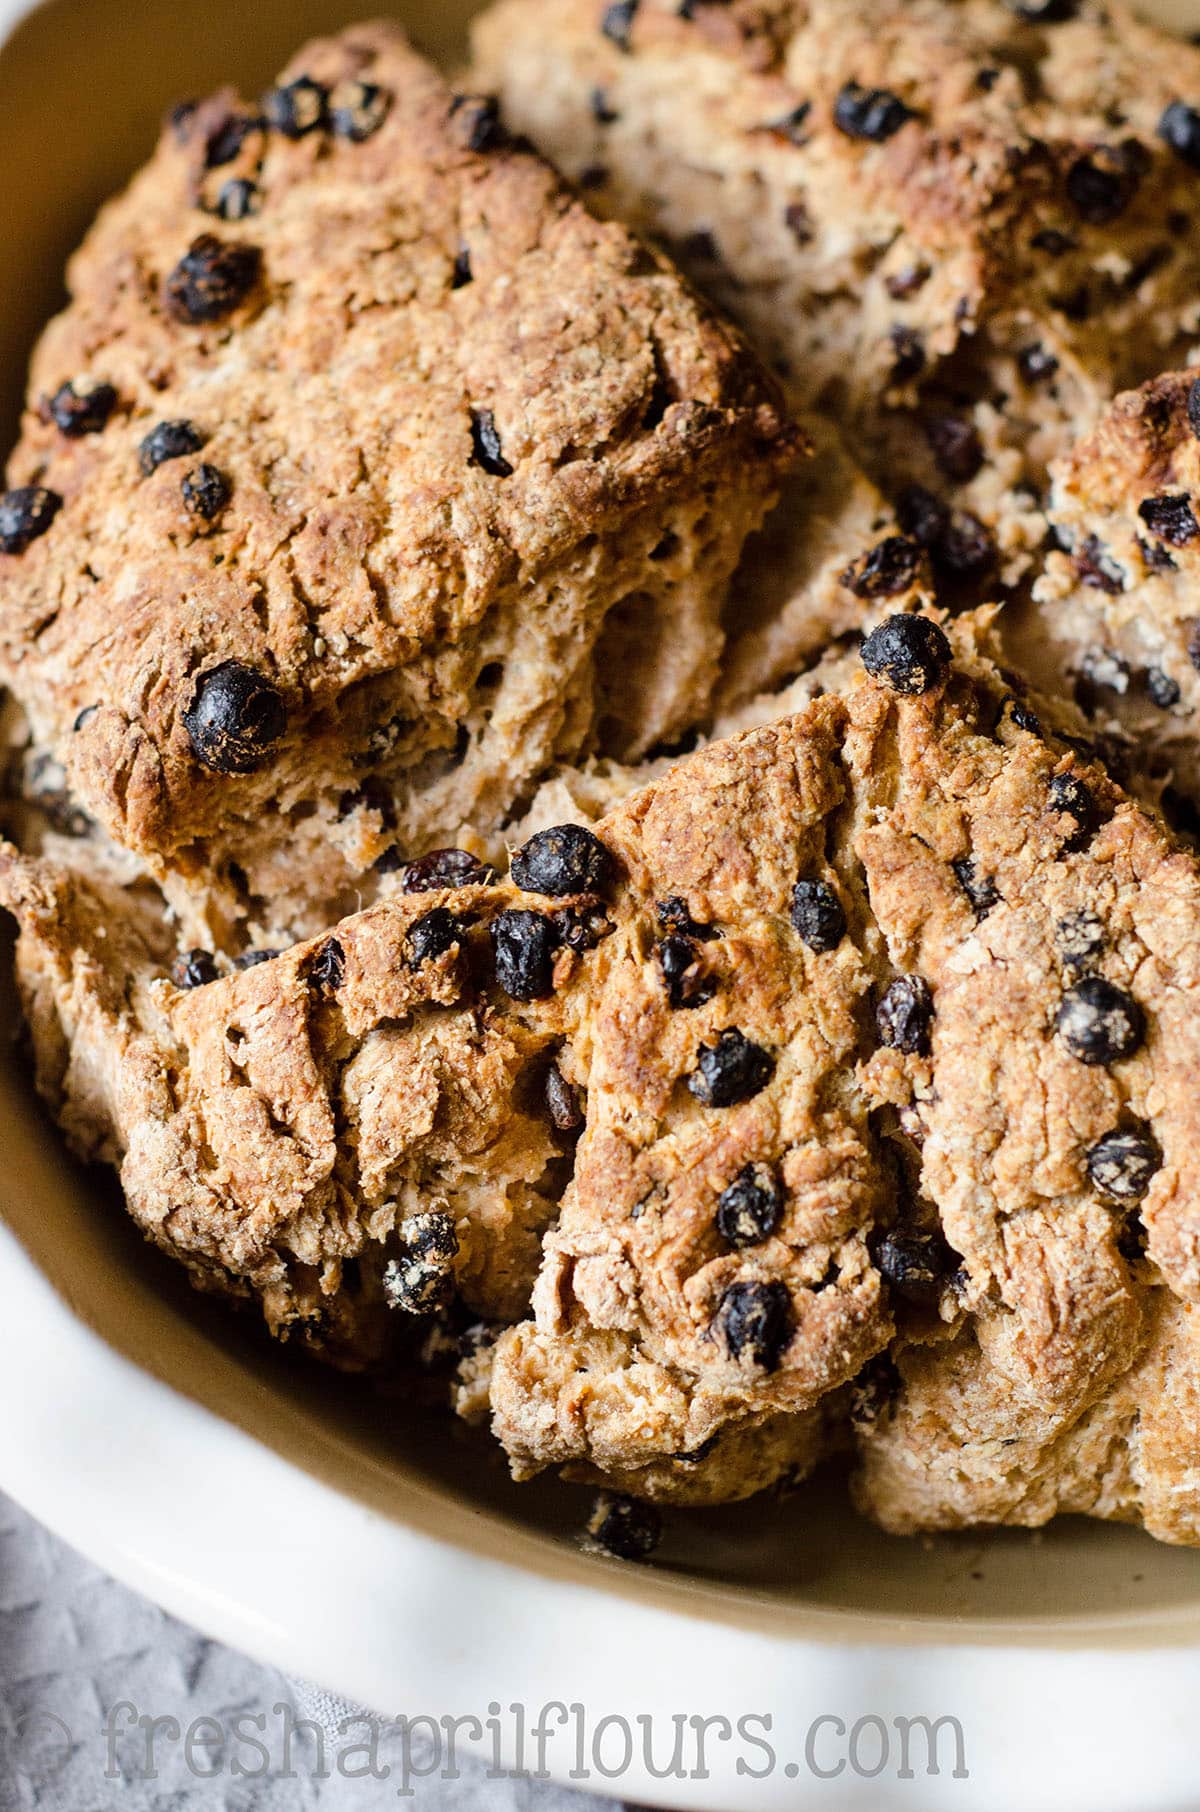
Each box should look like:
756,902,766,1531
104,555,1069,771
487,616,1200,1532
10,613,1200,1534
472,0,1200,575
0,21,797,947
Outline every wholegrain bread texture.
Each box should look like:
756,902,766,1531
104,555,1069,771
0,21,796,945
11,614,1200,1535
473,0,1200,568
485,616,1200,1539
0,848,575,1369
1019,368,1200,807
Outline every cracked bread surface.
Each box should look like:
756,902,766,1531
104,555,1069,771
472,0,1200,572
0,20,796,947
8,613,1200,1532
0,846,576,1369
1018,367,1200,809
483,616,1200,1535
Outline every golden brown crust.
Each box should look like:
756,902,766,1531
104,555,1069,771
472,0,1200,571
1022,367,1200,806
0,846,575,1367
13,609,1200,1528
487,614,1200,1532
0,22,796,939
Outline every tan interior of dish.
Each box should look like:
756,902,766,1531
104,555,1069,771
1,0,1199,1645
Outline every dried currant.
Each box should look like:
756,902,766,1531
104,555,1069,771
719,1280,792,1369
490,910,559,1000
182,661,286,773
511,823,613,896
164,235,261,323
383,1212,460,1315
0,486,60,554
263,76,328,137
1056,977,1144,1065
716,1162,783,1247
790,878,846,952
861,614,951,694
401,847,497,891
470,407,513,477
688,1028,774,1107
842,535,922,599
181,463,230,519
876,976,933,1055
49,378,116,436
139,418,205,475
1086,1126,1160,1202
170,948,219,989
405,907,466,968
1138,493,1200,548
833,82,914,142
329,80,391,141
586,1492,660,1560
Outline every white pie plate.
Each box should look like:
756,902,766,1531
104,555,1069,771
3,0,1200,1806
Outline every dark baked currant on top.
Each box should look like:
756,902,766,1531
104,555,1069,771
833,81,914,142
1065,148,1142,226
469,407,514,476
861,614,951,695
181,464,230,520
842,535,921,599
139,418,205,475
263,76,328,136
400,846,498,891
1138,493,1200,547
170,948,219,989
1159,99,1200,171
164,235,262,324
511,823,613,896
382,1210,460,1315
449,93,507,153
1056,976,1144,1065
716,1162,783,1247
405,906,466,969
952,856,1000,918
0,486,61,554
49,378,116,437
655,932,715,1010
490,909,558,1000
216,178,260,223
1055,909,1105,969
876,975,933,1055
790,877,846,951
183,660,287,773
874,1230,956,1306
1086,1125,1161,1201
587,1492,661,1562
600,0,637,52
719,1279,792,1370
1049,772,1098,850
688,1028,774,1107
309,937,345,994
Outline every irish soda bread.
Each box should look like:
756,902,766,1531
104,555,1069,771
0,22,796,947
5,6,1200,1554
472,0,1200,571
9,613,1200,1537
